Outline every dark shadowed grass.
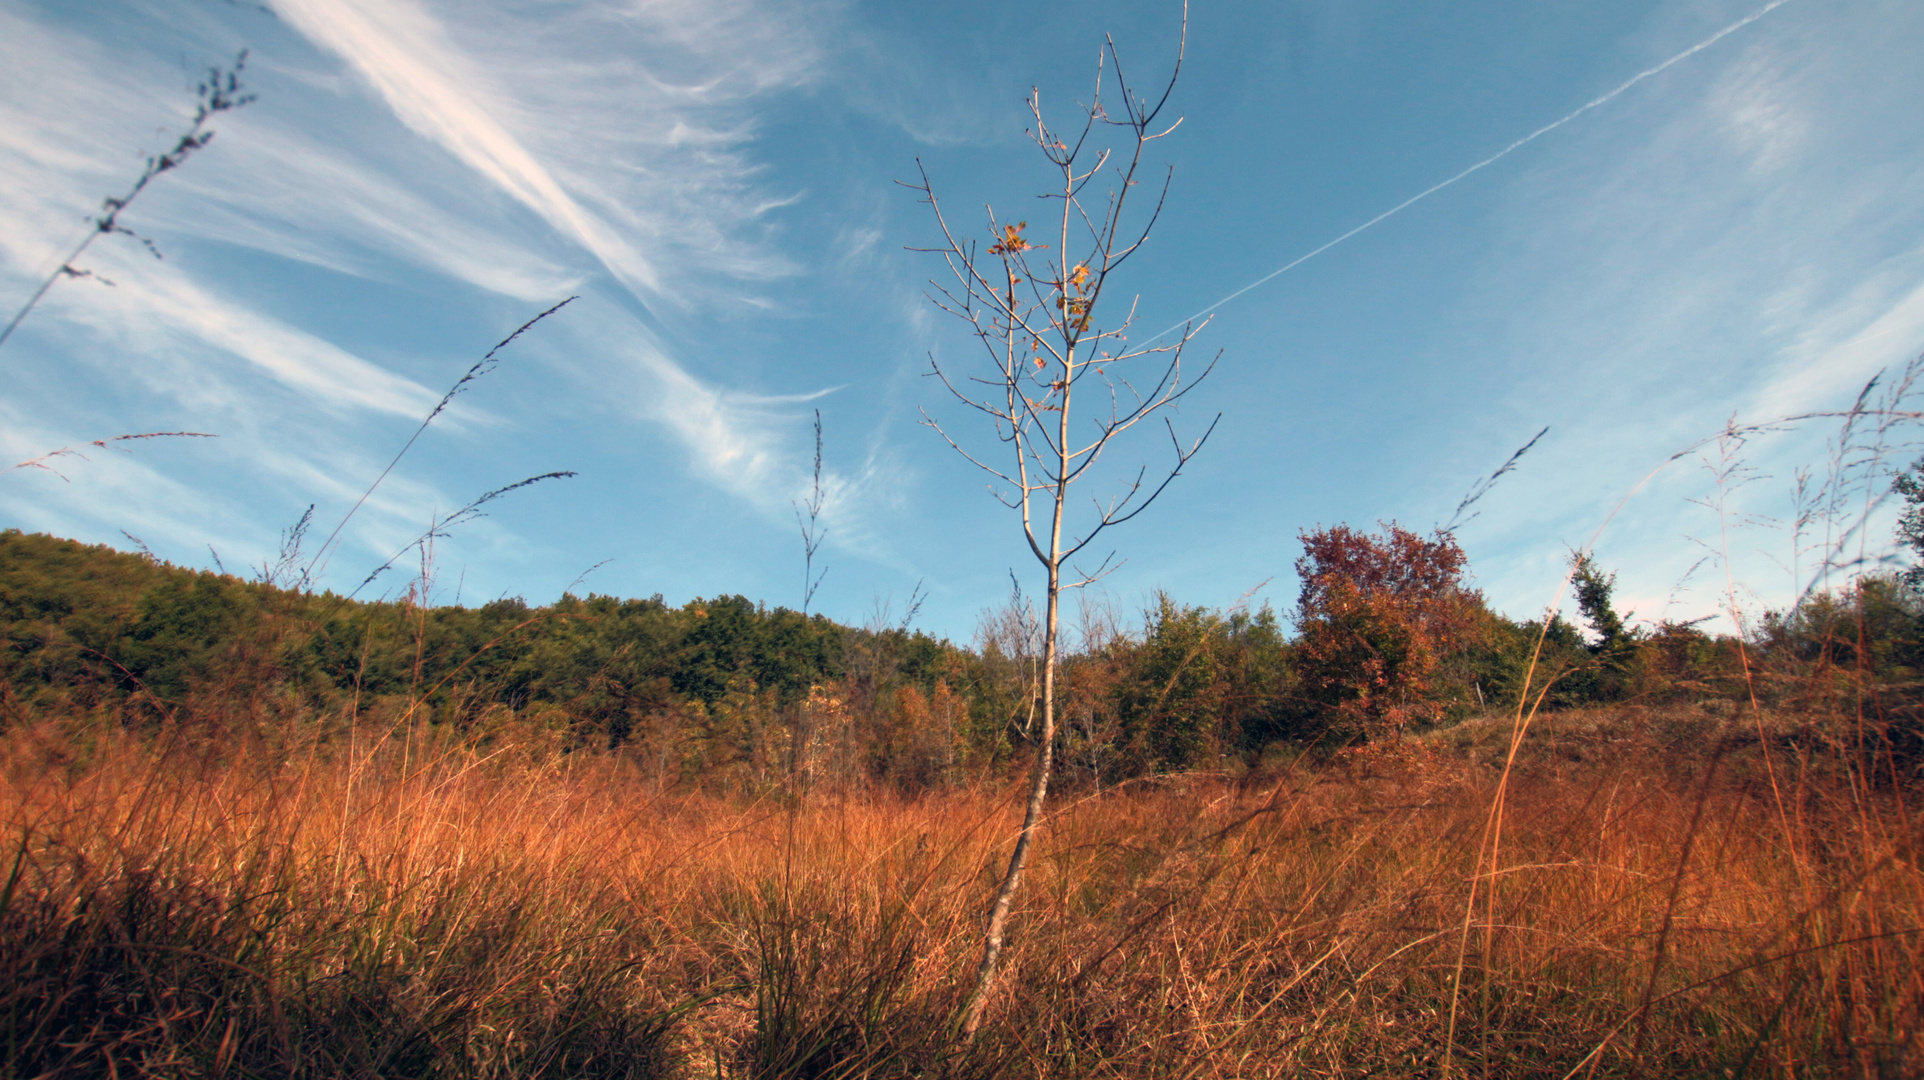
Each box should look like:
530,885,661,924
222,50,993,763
0,704,1917,1078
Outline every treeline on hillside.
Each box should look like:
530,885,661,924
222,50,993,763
4,526,1921,790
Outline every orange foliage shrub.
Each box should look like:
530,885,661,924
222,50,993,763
1291,522,1479,738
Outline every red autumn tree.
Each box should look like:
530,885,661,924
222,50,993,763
1291,522,1478,739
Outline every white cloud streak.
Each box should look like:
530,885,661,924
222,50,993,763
0,0,864,582
270,0,823,313
47,263,440,417
272,0,663,297
1157,0,1801,340
163,118,585,302
263,0,861,525
1438,1,1924,632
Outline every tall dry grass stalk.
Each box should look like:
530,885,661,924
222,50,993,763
0,52,255,355
1,705,1916,1078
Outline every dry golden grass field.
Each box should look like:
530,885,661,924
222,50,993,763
1,702,1918,1079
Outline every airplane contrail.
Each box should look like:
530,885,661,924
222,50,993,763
1155,0,1800,342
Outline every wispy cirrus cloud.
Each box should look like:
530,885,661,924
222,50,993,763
271,0,822,314
161,118,585,303
271,0,663,299
1441,2,1924,629
559,308,905,567
0,0,879,586
0,4,584,304
262,0,884,534
58,266,439,418
0,10,429,422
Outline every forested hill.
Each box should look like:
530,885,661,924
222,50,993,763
0,529,955,739
7,526,1856,788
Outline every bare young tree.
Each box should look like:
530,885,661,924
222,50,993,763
905,6,1217,1037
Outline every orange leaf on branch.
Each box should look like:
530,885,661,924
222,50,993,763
988,221,1045,256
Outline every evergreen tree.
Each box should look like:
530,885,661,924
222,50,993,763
1895,458,1924,592
1570,553,1636,702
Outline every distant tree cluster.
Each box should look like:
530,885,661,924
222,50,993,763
7,518,1924,788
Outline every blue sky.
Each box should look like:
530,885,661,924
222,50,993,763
3,0,1922,643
